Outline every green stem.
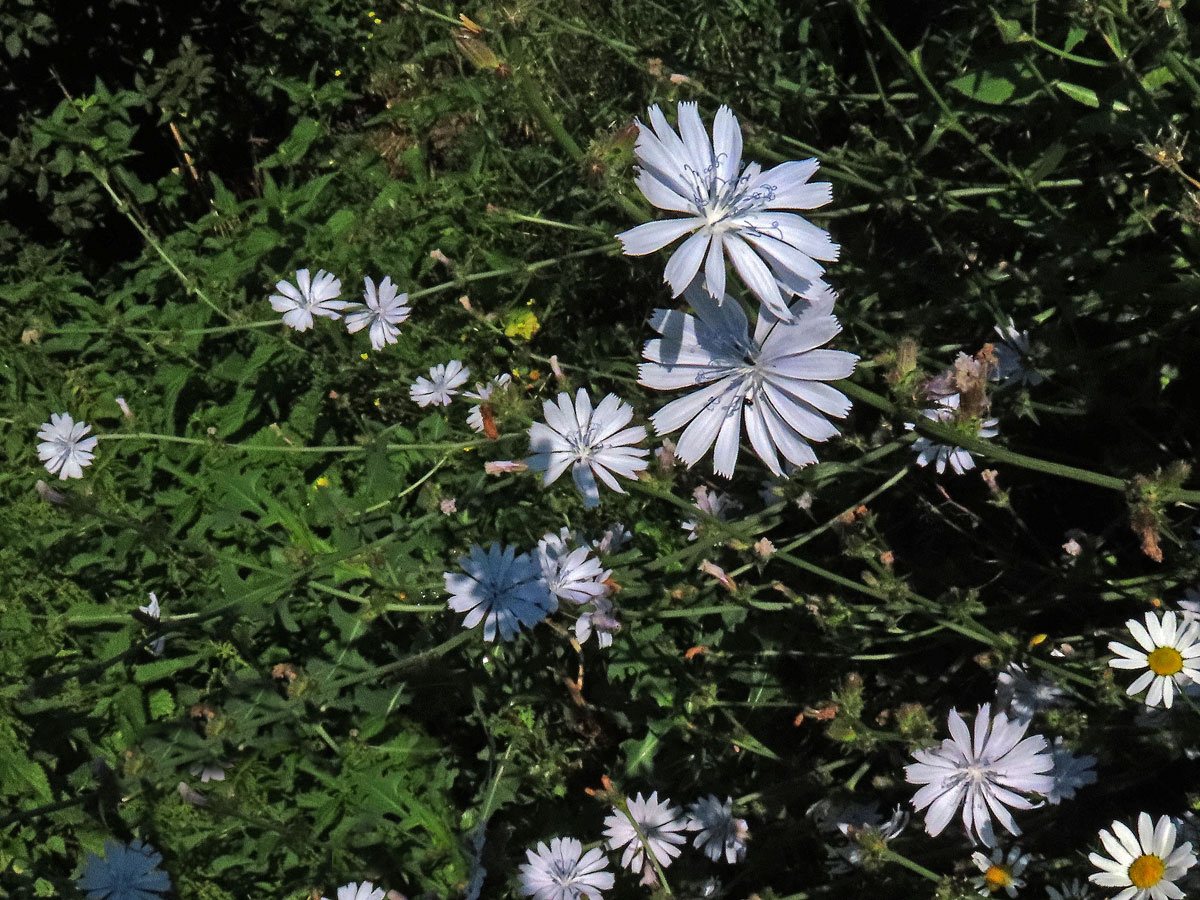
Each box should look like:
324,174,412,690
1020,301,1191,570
84,161,231,322
98,432,494,454
838,379,1200,502
514,70,584,162
880,848,941,882
613,794,673,895
407,244,619,301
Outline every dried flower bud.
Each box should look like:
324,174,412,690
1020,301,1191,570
484,460,527,475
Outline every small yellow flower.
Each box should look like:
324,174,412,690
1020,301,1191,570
334,69,342,77
374,398,381,407
374,17,382,24
360,352,369,360
314,476,330,488
503,308,540,341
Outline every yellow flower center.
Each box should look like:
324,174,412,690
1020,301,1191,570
1148,647,1184,676
985,865,1013,891
1128,854,1165,889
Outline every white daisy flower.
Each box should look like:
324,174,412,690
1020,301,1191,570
269,268,349,331
465,374,513,433
444,543,555,642
518,836,614,900
996,663,1069,725
322,881,387,900
37,412,99,480
603,792,689,876
639,287,857,477
991,319,1044,388
574,596,620,649
907,393,999,476
537,532,611,606
1108,611,1200,709
1046,880,1093,900
410,360,470,407
526,389,649,508
1046,739,1097,805
77,839,171,900
617,102,838,322
681,485,741,541
1089,812,1197,900
138,592,166,656
905,703,1055,847
972,846,1031,897
686,795,749,864
345,276,410,350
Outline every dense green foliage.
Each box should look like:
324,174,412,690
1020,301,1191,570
4,0,1200,898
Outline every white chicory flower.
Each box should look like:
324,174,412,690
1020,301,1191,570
410,360,470,407
345,276,410,349
603,792,689,877
37,412,99,480
639,287,856,477
518,836,614,900
905,703,1055,847
617,102,838,321
269,268,349,331
526,389,649,508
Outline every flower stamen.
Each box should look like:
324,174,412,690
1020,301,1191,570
1128,853,1166,889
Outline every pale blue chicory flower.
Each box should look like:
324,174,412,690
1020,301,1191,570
445,543,554,641
526,389,649,508
345,276,410,350
537,531,610,606
77,839,171,900
639,286,857,477
269,269,349,331
907,393,999,476
37,412,98,480
617,102,838,321
410,360,470,407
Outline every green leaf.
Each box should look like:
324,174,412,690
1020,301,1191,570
135,654,203,683
1056,81,1099,107
0,748,52,801
621,730,660,775
326,208,355,235
261,117,322,169
1028,142,1067,183
148,689,175,720
989,9,1026,44
947,71,1015,105
1064,25,1087,52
